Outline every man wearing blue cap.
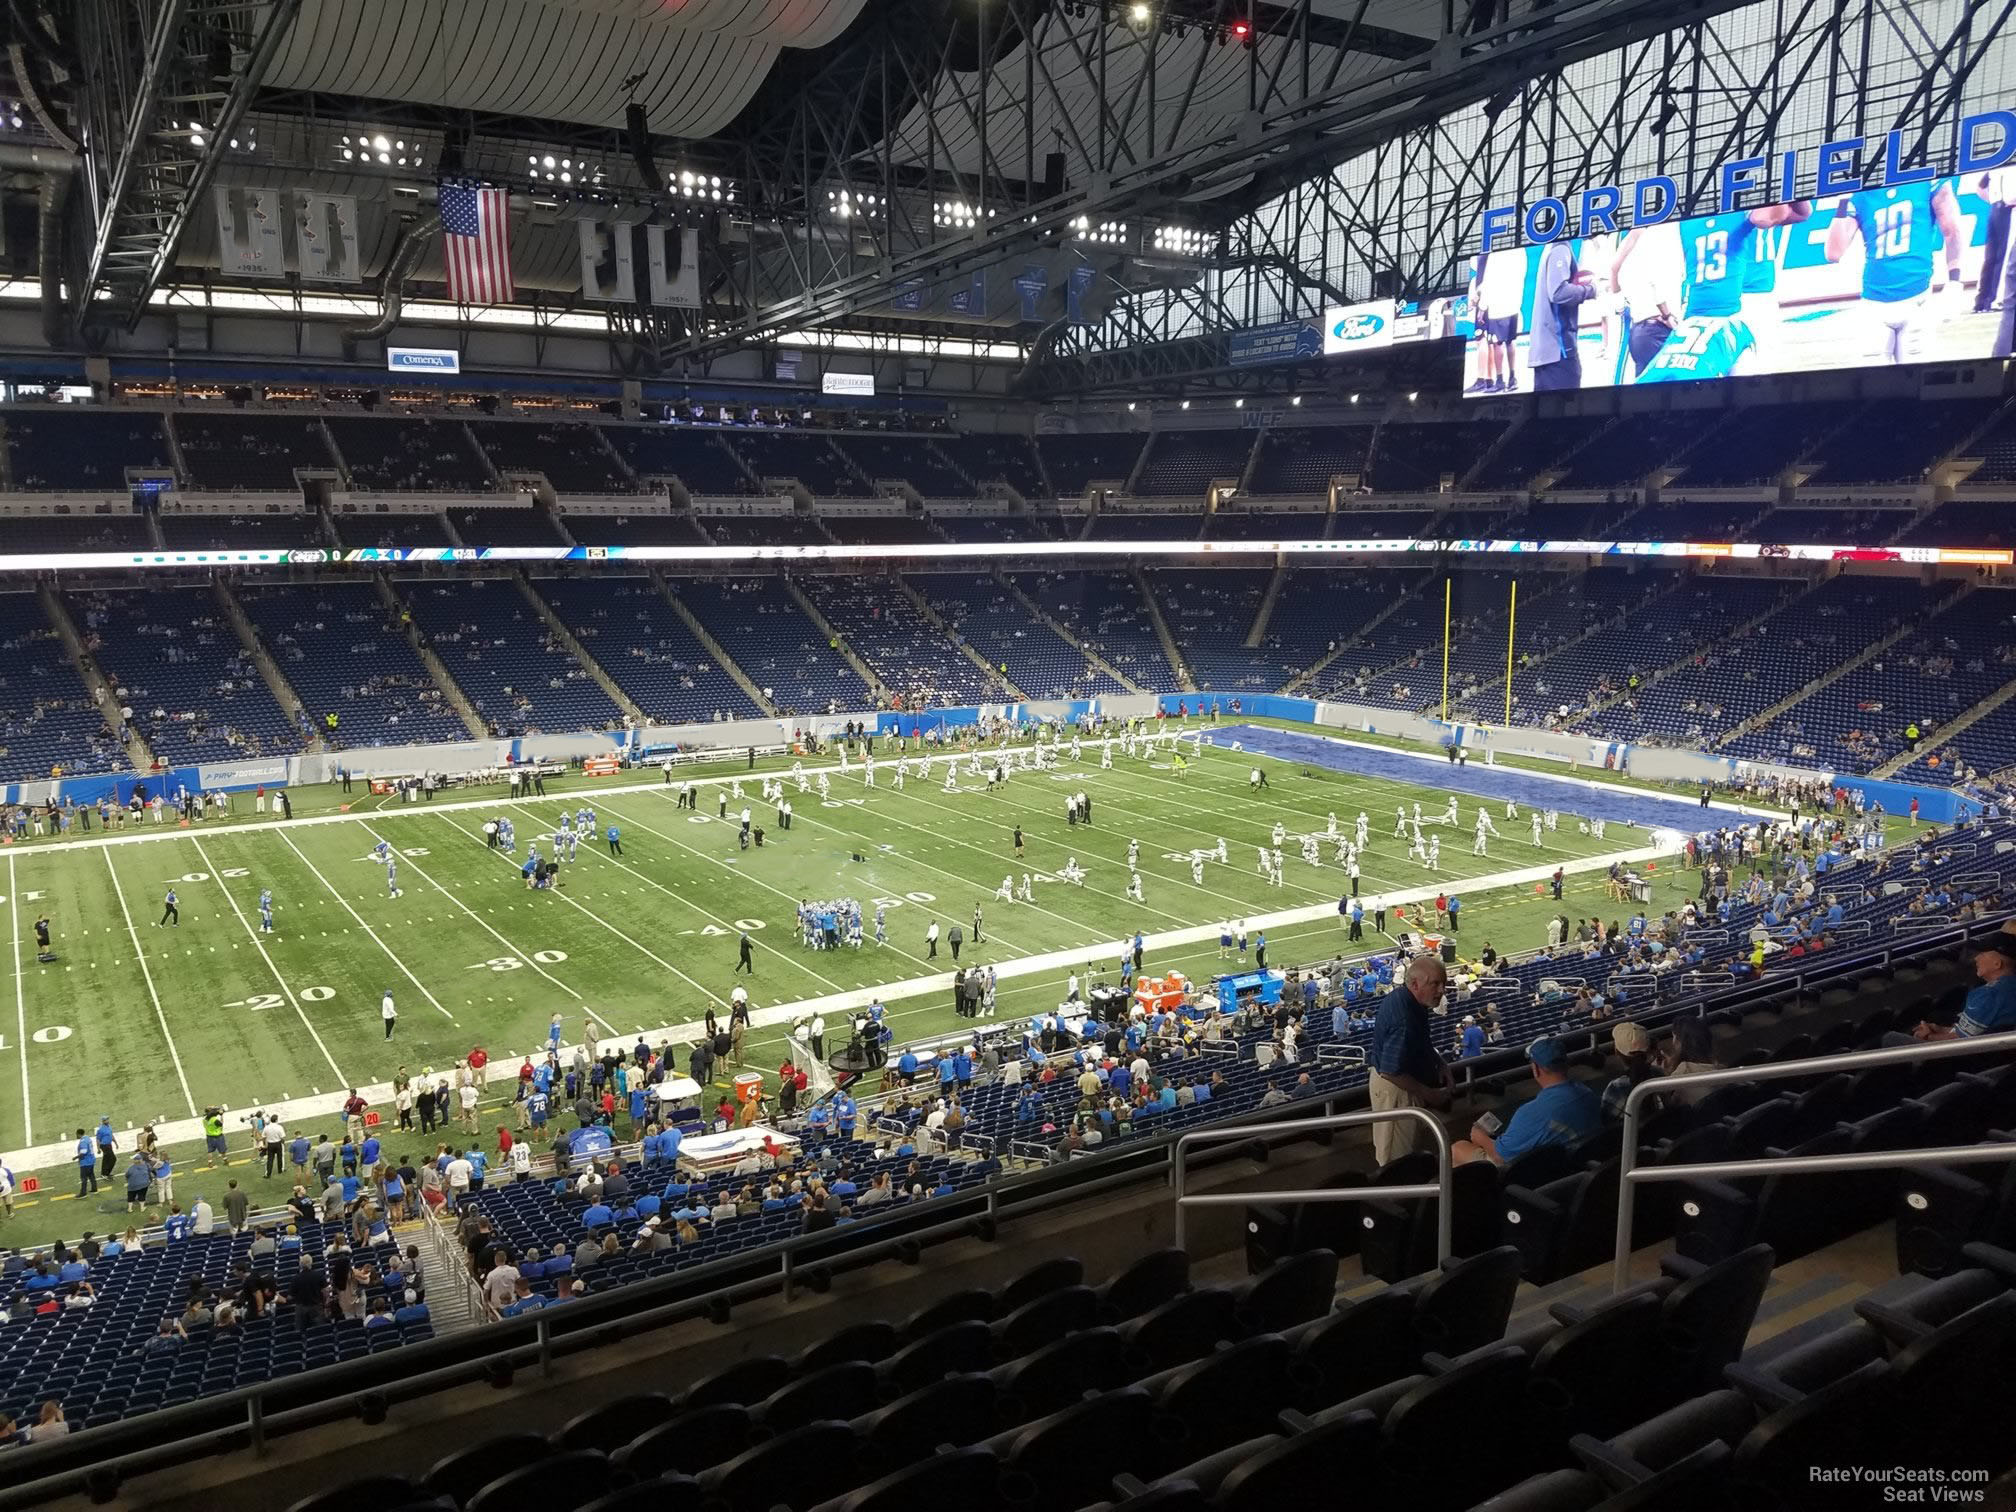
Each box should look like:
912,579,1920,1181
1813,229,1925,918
1453,1037,1600,1166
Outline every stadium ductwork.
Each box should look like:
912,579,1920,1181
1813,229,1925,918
345,212,439,346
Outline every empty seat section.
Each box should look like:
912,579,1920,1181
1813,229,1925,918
4,409,173,490
1132,430,1255,498
603,428,755,495
1036,433,1147,496
535,577,759,724
727,433,869,497
922,575,1123,698
798,575,1001,706
0,593,127,779
469,421,632,493
676,578,867,717
932,434,1047,498
1363,419,1506,492
239,582,466,746
173,413,332,491
325,417,489,491
1247,425,1374,495
450,507,567,547
836,435,972,498
75,587,295,763
402,578,622,736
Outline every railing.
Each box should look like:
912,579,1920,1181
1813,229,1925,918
1171,1106,1451,1259
1613,1032,2016,1291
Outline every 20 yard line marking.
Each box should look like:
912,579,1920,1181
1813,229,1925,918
100,847,196,1116
191,836,348,1087
8,855,26,1146
275,829,456,1022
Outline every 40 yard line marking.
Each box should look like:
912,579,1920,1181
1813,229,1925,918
9,854,26,1147
100,846,196,1116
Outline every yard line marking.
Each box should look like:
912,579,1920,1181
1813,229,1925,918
274,829,456,1021
425,814,721,1003
344,818,615,1036
499,800,845,994
191,837,349,1088
100,847,196,1116
9,855,26,1147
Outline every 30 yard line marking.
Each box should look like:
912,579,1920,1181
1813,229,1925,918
191,836,348,1087
9,854,26,1146
273,828,456,1021
347,818,620,1039
100,847,196,1116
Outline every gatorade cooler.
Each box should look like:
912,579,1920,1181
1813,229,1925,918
733,1071,765,1105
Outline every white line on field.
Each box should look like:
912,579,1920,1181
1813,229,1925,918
274,828,456,1021
190,836,349,1088
100,847,195,1116
9,854,26,1147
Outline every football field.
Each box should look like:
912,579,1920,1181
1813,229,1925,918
0,730,1689,1196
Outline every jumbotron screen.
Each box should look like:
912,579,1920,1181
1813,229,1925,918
1460,175,2012,394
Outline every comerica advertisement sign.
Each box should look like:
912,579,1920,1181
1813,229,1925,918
1463,112,2016,394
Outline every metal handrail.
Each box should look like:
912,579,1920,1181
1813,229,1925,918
1613,1031,2016,1290
1172,1106,1451,1260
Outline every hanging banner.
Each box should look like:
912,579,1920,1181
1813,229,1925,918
646,225,701,308
947,268,985,314
1014,265,1048,320
891,278,925,312
577,217,636,302
214,186,285,278
1228,319,1324,367
1067,263,1096,325
294,192,360,283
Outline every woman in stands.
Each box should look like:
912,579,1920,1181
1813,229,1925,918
1657,1017,1721,1105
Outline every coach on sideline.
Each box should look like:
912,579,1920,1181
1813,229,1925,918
1369,955,1454,1164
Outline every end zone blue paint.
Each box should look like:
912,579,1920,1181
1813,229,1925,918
1221,725,1731,834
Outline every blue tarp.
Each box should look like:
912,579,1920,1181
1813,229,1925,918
1220,724,1723,834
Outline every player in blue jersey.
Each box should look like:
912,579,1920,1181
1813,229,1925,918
1626,201,1811,384
258,888,275,933
385,857,401,899
1826,179,1964,365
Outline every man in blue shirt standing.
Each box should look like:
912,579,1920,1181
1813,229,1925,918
1369,955,1454,1164
1454,1038,1601,1166
74,1129,99,1197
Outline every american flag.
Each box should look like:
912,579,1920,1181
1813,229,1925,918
439,180,513,304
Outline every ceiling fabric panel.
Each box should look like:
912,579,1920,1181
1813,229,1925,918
268,0,866,133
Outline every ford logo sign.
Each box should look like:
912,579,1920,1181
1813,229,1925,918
1332,312,1386,341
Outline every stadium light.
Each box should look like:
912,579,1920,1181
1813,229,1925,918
672,169,735,202
184,120,255,153
1234,397,1244,408
1180,399,1191,410
1229,17,1254,47
1071,214,1127,245
1128,2,1151,28
529,154,601,186
0,101,22,131
339,130,422,170
827,188,882,220
935,200,994,229
1291,395,1302,406
1154,225,1210,256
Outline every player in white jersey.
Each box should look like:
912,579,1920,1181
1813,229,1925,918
1070,735,1082,762
1474,815,1491,856
1334,835,1352,864
1326,812,1339,837
1271,822,1288,848
1017,874,1035,902
1591,817,1607,839
1356,811,1370,848
1100,740,1114,770
1545,810,1559,832
1256,845,1273,878
1532,812,1545,845
1126,871,1145,902
1393,806,1408,838
1505,798,1518,819
863,756,875,788
1128,838,1140,870
1443,794,1459,825
1427,836,1441,871
1409,829,1429,864
1191,854,1205,885
816,772,831,799
1413,802,1423,826
1061,857,1086,886
1214,838,1228,864
995,875,1014,901
1270,848,1286,885
1301,835,1320,866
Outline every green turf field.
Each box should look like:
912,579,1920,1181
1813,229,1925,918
0,726,1705,1245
